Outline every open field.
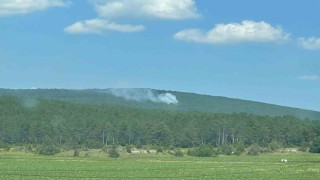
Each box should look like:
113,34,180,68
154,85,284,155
0,151,319,179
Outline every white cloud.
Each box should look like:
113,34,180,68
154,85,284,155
298,75,319,81
298,37,320,50
0,0,70,16
65,0,199,34
64,18,145,34
95,0,199,20
174,20,289,44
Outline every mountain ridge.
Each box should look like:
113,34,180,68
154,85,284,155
0,88,319,120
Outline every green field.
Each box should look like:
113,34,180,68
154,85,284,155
0,151,319,179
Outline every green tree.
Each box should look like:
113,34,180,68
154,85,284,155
108,145,120,158
309,137,320,153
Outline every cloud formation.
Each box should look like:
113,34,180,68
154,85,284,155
95,0,199,20
298,75,319,81
298,37,320,50
0,0,70,16
174,20,289,44
64,19,145,34
65,0,199,34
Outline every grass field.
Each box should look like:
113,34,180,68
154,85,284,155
0,151,319,179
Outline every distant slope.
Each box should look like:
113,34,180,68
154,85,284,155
0,88,319,120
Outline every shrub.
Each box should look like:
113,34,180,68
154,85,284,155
247,144,262,156
73,149,80,157
39,145,60,155
268,141,282,152
0,142,9,149
125,145,132,153
26,145,33,152
136,143,143,149
234,143,246,155
187,148,196,156
219,144,233,155
174,149,184,157
108,145,120,158
309,138,320,153
187,146,213,157
156,147,164,153
298,141,309,152
4,146,11,152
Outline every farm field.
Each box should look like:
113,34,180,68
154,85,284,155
0,151,319,179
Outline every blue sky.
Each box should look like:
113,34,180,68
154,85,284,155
0,0,319,111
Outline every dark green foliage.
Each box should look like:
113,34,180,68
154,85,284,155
174,149,184,157
136,143,143,149
268,141,282,152
247,144,262,156
38,145,60,155
0,88,319,120
187,149,195,156
25,145,33,152
125,145,132,153
0,142,9,149
0,95,320,152
4,146,11,152
188,146,213,157
156,147,164,153
108,145,120,158
73,149,80,157
219,144,234,155
197,146,213,157
234,143,246,155
309,137,320,153
298,141,309,152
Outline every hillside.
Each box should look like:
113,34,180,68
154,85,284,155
1,95,320,149
0,88,319,120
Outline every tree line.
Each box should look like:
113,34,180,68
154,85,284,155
0,96,319,152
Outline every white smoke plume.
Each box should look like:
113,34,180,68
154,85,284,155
22,98,39,108
109,89,179,104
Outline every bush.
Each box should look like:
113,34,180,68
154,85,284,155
309,138,320,153
188,146,213,157
4,146,11,152
0,142,9,149
197,146,213,157
156,147,164,153
102,146,109,153
39,145,60,155
247,144,262,156
174,149,184,157
73,149,80,157
298,141,309,152
125,145,132,153
268,141,282,152
187,148,196,156
136,143,143,149
219,144,233,155
26,145,33,152
234,143,246,155
108,145,120,158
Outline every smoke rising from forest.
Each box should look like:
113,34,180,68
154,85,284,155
22,98,39,108
109,89,179,104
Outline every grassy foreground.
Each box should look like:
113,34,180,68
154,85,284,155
0,151,319,179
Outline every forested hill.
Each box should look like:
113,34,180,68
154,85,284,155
1,95,320,149
0,88,319,120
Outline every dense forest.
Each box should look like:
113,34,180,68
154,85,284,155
1,88,320,120
1,95,320,152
